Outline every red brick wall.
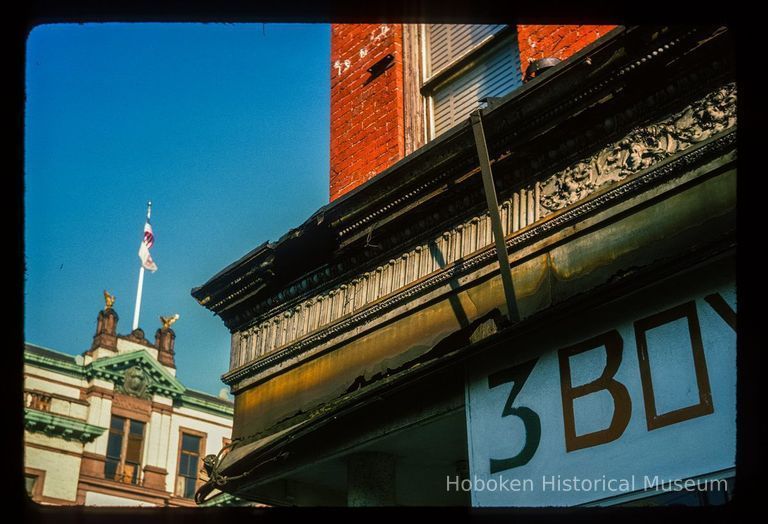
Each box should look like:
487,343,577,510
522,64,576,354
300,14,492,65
330,24,405,202
517,25,617,75
329,24,617,202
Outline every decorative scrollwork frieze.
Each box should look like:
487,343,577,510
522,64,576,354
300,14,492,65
540,83,736,212
225,127,736,387
226,83,737,380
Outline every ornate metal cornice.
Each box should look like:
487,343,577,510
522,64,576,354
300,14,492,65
223,107,736,388
227,83,736,384
192,242,277,320
539,83,736,211
24,408,107,443
328,27,706,240
206,31,733,334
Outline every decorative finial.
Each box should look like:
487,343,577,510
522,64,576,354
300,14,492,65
103,290,116,310
160,313,180,329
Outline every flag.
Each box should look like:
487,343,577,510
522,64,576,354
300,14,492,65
138,221,158,272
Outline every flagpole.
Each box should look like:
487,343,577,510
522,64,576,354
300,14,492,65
132,202,152,331
132,267,145,331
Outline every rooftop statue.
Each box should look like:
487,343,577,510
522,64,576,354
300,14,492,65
160,313,180,330
103,290,115,310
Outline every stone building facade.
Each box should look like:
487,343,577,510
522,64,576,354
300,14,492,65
193,24,736,506
23,301,236,507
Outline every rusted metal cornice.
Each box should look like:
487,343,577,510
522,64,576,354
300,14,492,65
191,25,731,330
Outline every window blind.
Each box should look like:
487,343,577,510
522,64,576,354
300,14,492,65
431,37,522,136
427,24,507,77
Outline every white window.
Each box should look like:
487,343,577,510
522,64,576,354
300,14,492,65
422,24,522,138
176,431,205,499
105,415,146,485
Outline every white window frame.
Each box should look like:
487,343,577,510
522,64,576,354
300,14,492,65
419,23,517,140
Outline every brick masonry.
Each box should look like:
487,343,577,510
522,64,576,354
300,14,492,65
329,24,617,202
516,25,617,76
330,24,405,202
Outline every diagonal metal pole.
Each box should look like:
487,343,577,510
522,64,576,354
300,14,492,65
470,109,520,323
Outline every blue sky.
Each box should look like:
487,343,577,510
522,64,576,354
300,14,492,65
24,23,331,396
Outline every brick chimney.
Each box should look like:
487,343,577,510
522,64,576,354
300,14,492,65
91,307,118,352
155,327,176,369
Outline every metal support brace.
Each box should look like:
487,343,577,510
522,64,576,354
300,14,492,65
470,109,521,324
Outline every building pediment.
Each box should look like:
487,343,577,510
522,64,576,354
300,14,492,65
86,350,185,400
